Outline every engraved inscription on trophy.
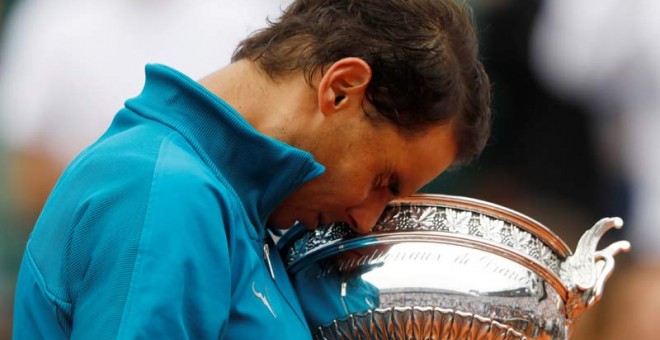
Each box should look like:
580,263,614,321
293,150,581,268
318,243,539,295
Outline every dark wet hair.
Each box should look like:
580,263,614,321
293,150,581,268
233,0,491,164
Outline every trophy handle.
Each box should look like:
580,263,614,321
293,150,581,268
560,217,631,320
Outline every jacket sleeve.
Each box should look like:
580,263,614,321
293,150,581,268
68,144,234,339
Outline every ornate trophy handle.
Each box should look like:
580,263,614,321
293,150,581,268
560,217,631,320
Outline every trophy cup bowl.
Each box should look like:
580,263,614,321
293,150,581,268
279,194,630,340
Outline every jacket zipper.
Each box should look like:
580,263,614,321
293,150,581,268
263,243,275,280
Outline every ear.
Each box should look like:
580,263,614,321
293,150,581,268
317,57,372,116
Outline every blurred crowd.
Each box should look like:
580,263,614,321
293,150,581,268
1,0,658,339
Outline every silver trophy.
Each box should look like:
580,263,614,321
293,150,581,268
279,194,630,340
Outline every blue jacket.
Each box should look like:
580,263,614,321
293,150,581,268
13,64,324,339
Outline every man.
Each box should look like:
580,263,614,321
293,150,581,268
13,0,490,338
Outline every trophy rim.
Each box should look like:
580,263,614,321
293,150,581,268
280,193,574,299
280,193,572,265
398,194,571,256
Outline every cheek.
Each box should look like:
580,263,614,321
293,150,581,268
331,176,375,206
315,161,377,207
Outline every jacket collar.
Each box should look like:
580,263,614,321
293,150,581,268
125,64,325,240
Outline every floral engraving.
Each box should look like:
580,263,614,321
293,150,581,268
284,204,562,276
408,206,437,230
375,207,401,231
445,208,472,234
510,228,532,253
527,238,542,260
540,245,559,273
478,215,505,243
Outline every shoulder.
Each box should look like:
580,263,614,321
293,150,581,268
46,124,240,237
71,122,232,200
149,132,239,215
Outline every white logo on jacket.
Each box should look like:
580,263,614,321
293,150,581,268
252,282,277,318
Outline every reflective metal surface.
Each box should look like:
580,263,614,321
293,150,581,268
279,194,630,340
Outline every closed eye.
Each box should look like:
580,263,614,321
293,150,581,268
375,172,400,197
388,183,400,197
388,174,400,197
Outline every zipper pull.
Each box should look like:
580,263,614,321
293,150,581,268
340,281,350,314
263,243,275,280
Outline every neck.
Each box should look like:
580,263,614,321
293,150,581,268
198,60,318,147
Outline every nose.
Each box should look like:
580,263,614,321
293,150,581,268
346,191,391,234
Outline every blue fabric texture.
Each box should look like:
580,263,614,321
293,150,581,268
13,64,325,339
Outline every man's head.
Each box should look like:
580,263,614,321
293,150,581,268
232,0,491,232
234,0,490,164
